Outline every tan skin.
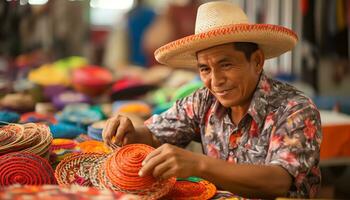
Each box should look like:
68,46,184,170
102,43,292,199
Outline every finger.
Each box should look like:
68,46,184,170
139,150,167,177
160,167,177,180
102,117,120,146
142,145,164,166
152,159,172,178
114,117,132,146
102,119,113,145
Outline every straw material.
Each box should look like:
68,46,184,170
55,152,107,187
100,144,176,199
0,123,52,158
88,155,108,189
154,1,298,68
0,152,57,186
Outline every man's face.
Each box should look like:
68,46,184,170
197,43,263,108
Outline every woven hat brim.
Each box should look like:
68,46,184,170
155,24,298,68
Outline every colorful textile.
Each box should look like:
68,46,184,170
55,152,107,187
145,72,322,198
50,123,85,139
0,111,20,123
20,112,57,124
74,134,93,143
0,152,56,186
56,104,102,127
50,139,80,167
28,64,70,86
165,177,216,200
101,144,176,199
51,139,78,151
87,121,106,141
0,123,52,158
171,81,203,101
77,140,111,154
52,92,91,110
112,100,152,117
0,184,134,200
111,78,155,100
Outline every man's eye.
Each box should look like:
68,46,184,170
222,63,232,68
200,67,210,72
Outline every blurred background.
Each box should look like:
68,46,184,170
0,0,349,198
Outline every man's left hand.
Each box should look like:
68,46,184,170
139,143,204,179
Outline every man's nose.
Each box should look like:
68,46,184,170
211,70,225,86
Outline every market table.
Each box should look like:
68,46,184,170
320,110,350,165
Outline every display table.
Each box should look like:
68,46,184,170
320,110,350,166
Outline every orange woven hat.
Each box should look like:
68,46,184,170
155,1,298,68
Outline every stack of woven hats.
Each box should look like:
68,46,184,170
0,123,52,158
0,123,56,186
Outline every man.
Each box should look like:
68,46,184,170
103,1,322,199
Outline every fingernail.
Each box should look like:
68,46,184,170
138,171,143,177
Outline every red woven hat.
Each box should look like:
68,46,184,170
100,144,176,199
0,152,57,186
155,1,298,68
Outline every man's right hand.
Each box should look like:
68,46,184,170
102,115,138,148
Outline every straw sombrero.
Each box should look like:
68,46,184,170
155,1,298,68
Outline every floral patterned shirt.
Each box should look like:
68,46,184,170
145,72,322,198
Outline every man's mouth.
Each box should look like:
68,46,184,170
215,88,233,96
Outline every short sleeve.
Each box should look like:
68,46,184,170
145,88,210,147
267,101,322,198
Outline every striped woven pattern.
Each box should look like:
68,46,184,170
101,144,176,199
0,152,56,186
50,139,80,167
0,123,52,158
55,152,107,187
51,139,78,151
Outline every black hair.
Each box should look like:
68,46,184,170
233,42,259,60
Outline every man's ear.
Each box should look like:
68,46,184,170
251,49,264,73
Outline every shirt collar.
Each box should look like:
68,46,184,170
247,71,271,127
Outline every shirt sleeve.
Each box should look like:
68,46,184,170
144,88,209,148
267,99,322,198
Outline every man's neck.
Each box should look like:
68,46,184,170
230,102,251,125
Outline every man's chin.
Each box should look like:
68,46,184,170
217,99,237,108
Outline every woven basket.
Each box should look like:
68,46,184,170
0,152,57,186
55,152,107,187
